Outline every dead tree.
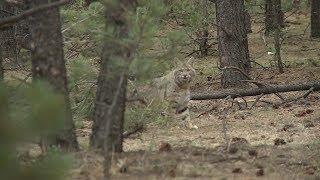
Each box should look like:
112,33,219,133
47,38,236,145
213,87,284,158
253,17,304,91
311,0,320,38
191,81,320,100
216,0,251,88
265,0,284,35
26,0,79,151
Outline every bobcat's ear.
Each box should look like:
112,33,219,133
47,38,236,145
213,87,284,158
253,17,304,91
186,57,195,68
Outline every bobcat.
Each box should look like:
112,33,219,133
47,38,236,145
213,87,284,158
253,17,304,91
149,57,198,129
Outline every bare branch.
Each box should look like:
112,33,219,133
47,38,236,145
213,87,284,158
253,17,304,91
0,0,70,29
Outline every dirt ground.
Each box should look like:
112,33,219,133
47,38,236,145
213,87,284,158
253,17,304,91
5,10,319,180
72,11,320,179
73,84,320,179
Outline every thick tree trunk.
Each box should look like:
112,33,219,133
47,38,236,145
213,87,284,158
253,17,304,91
0,5,11,80
0,3,17,65
90,1,136,152
26,0,79,151
311,0,320,38
265,0,284,35
216,0,251,88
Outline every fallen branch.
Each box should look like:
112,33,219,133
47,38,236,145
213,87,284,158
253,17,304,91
277,87,314,105
122,124,144,138
249,93,264,109
0,0,70,29
191,81,320,100
196,105,218,118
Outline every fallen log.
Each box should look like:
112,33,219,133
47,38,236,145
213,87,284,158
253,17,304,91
191,81,320,100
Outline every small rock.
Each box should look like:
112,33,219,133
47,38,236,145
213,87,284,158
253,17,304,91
305,166,317,175
295,109,314,117
272,105,280,109
269,122,276,127
274,138,286,146
232,168,242,174
231,137,249,144
168,169,176,177
282,124,294,131
256,168,264,176
248,149,258,157
228,147,238,154
287,138,294,143
159,142,172,152
304,120,315,128
306,109,314,114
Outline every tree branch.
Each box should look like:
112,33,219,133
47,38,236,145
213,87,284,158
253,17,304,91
0,0,70,29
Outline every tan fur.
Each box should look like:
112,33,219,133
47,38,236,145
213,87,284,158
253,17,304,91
148,57,197,129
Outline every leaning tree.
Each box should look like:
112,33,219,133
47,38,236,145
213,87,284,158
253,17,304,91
25,0,79,151
215,0,251,88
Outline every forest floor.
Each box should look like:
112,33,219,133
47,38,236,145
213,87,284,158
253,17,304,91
70,12,320,179
4,10,319,180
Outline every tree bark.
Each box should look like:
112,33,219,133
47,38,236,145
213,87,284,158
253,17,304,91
216,0,251,88
0,5,12,80
0,3,17,64
0,48,3,81
274,25,284,73
199,0,209,57
191,81,320,100
311,0,320,38
265,0,284,35
89,1,136,178
90,0,136,152
26,0,79,151
273,1,284,74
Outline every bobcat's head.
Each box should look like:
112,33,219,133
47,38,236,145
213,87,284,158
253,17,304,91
173,57,196,88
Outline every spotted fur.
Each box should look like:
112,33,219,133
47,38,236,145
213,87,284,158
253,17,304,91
150,57,197,129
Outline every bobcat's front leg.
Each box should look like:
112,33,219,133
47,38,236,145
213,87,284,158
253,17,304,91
176,108,198,130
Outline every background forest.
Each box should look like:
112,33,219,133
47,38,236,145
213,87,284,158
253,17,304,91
0,0,320,179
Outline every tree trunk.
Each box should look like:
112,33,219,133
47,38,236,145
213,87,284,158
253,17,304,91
216,0,251,88
90,0,136,152
199,0,209,57
89,1,136,178
274,26,284,73
199,29,209,57
26,0,79,151
0,3,17,67
0,48,3,81
265,0,284,35
311,0,320,38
